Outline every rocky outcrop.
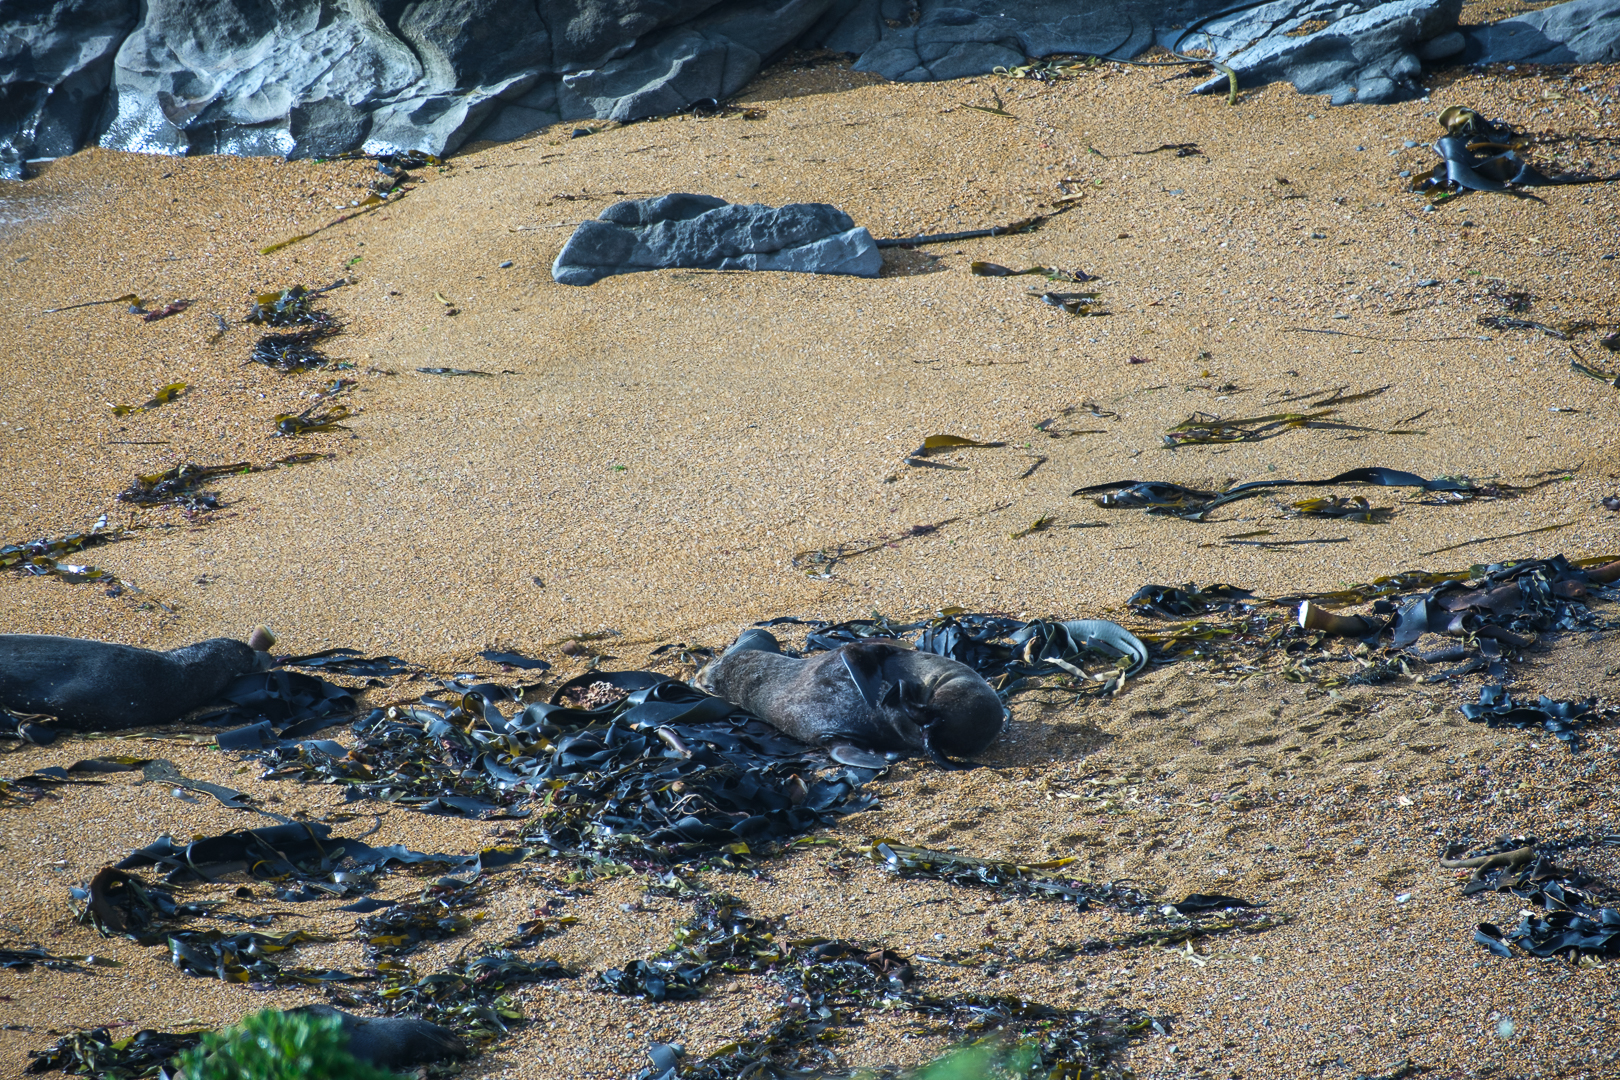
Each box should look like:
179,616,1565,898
1185,0,1465,105
550,194,881,285
6,0,1591,181
0,0,137,178
1461,0,1620,66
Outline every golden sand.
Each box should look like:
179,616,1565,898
1,38,1619,1080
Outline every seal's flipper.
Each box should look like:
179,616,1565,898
725,628,783,656
841,646,889,710
828,742,891,769
921,722,975,771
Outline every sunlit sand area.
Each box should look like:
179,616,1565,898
2,18,1620,1080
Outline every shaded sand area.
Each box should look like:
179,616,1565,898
3,43,1620,1080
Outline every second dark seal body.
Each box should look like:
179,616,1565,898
0,634,271,730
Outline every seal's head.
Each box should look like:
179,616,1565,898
693,626,781,696
840,644,1005,764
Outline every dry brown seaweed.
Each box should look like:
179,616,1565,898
117,454,329,512
274,403,352,436
27,1026,206,1078
110,381,188,416
1,526,126,585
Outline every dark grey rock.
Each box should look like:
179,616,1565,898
3,0,1487,173
1186,0,1462,105
0,633,271,730
562,29,745,121
0,0,137,179
1417,29,1466,60
551,193,881,285
1462,0,1620,65
854,0,1173,81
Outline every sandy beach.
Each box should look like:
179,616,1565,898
2,23,1620,1080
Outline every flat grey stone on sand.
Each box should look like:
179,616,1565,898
550,194,882,286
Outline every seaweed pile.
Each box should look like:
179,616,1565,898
1412,106,1620,201
0,525,125,586
55,832,477,994
33,834,568,1075
1075,466,1482,523
246,282,345,373
255,677,885,865
1458,685,1608,749
1445,835,1620,961
26,1028,207,1079
350,948,574,1048
116,454,329,514
613,892,1156,1080
1120,554,1618,695
340,876,576,1047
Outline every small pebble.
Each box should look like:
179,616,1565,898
1395,892,1411,904
1404,139,1420,147
1399,169,1411,177
499,260,513,268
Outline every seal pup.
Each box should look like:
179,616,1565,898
287,1005,468,1069
0,626,276,731
695,630,1005,768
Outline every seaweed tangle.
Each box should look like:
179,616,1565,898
0,526,125,585
616,894,1156,1080
254,682,882,866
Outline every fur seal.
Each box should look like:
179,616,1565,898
0,626,276,731
695,631,1005,768
287,1005,468,1069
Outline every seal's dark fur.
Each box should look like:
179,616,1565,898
696,633,1004,765
289,1005,467,1069
0,634,270,730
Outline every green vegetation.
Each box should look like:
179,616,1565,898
176,1009,401,1080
